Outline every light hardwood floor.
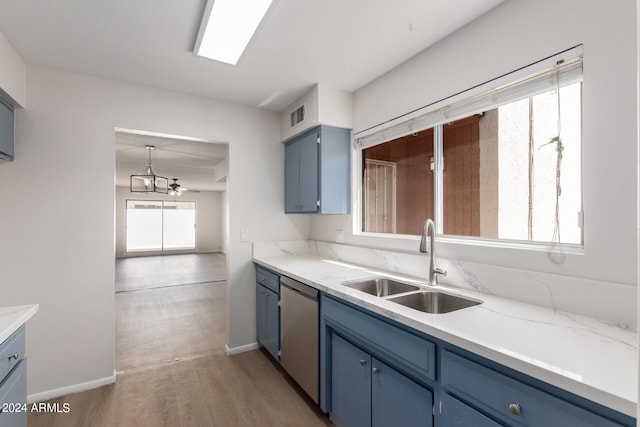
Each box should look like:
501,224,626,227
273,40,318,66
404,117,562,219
29,260,333,426
115,253,226,293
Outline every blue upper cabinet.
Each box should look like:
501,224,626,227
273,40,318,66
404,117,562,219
284,125,351,214
0,98,14,162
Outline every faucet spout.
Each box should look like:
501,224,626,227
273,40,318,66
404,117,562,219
419,219,447,286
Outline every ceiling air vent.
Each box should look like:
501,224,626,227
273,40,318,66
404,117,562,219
290,105,305,128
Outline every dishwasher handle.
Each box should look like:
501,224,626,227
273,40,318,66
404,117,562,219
281,276,318,300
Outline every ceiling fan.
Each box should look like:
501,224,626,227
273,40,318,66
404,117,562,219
168,178,198,196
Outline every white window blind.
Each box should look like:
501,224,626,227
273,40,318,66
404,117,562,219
355,46,583,150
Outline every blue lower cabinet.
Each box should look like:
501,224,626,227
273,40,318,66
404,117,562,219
255,266,280,361
441,350,629,427
438,393,501,427
319,292,634,427
331,332,433,427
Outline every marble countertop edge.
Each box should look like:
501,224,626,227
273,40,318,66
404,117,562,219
0,304,39,344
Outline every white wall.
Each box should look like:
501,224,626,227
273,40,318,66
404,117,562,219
114,186,224,258
281,85,319,141
0,65,309,398
280,84,354,141
0,30,25,106
311,1,638,304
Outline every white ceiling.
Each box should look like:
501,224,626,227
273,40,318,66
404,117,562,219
115,130,228,192
0,0,504,112
0,0,504,190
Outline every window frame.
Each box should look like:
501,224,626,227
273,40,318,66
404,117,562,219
352,46,584,253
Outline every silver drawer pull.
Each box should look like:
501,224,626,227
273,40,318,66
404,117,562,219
359,359,367,366
8,352,19,360
372,367,380,374
509,403,521,416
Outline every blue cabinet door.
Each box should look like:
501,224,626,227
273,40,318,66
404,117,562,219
0,360,27,427
284,141,300,213
331,333,371,427
256,283,279,361
318,126,351,214
372,358,433,427
297,130,319,212
0,99,13,161
264,286,279,360
438,394,502,427
256,284,267,348
285,129,318,213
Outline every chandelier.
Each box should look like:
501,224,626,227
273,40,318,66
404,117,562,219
130,145,168,194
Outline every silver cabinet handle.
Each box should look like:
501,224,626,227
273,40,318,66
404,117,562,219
359,359,367,366
8,352,19,360
372,367,380,374
509,403,521,416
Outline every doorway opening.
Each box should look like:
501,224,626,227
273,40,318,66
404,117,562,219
113,128,229,376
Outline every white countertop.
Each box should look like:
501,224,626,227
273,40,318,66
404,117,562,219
253,253,637,418
0,304,39,343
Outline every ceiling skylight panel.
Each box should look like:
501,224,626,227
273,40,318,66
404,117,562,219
194,0,273,65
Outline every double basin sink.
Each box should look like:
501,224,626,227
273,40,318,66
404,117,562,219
341,277,481,314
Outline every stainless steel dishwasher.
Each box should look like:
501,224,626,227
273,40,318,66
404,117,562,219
279,276,319,403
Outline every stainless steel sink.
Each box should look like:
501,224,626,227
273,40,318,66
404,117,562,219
386,291,481,314
342,278,420,297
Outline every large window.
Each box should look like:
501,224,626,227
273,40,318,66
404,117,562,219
359,49,583,248
126,200,196,252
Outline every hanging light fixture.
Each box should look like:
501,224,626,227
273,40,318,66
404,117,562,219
130,145,168,193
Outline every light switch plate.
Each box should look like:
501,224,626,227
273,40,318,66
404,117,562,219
240,229,249,242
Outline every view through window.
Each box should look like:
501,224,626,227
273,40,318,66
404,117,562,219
362,80,582,245
126,200,196,252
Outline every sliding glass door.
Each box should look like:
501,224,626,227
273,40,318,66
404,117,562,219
163,201,196,250
126,200,196,252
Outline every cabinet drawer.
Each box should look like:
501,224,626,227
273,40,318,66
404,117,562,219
441,350,625,427
0,327,25,384
322,295,435,383
256,267,279,293
0,359,27,427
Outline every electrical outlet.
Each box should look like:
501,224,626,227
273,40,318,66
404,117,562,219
335,229,344,243
240,229,249,242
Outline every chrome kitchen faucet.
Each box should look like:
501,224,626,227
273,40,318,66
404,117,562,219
419,219,447,286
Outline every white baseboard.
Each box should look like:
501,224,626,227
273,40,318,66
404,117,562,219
27,371,117,403
224,342,259,356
